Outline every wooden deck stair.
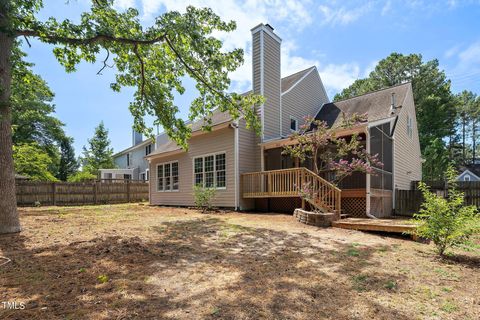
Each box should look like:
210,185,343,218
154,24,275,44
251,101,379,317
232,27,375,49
241,167,341,214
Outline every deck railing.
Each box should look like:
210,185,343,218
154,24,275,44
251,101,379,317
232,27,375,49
241,167,341,213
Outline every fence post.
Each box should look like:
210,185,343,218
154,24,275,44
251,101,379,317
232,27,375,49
52,182,56,206
126,180,131,203
93,181,98,205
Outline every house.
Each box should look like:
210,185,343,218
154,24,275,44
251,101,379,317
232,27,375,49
146,23,422,218
457,166,480,182
99,129,155,181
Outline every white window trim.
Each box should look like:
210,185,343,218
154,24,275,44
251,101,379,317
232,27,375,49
464,175,471,181
192,151,227,190
290,116,298,132
145,168,149,181
156,161,179,192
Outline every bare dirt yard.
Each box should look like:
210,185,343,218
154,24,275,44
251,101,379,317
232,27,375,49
1,204,479,319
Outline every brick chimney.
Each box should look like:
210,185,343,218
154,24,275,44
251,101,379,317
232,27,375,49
251,23,282,141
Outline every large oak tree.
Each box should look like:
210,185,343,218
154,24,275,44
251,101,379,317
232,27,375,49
0,0,262,234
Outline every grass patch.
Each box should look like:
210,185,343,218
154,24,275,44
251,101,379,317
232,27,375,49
352,274,368,292
347,247,361,257
384,280,397,290
441,300,459,313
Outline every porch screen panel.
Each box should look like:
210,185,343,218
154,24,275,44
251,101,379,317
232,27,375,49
157,165,164,191
370,123,393,190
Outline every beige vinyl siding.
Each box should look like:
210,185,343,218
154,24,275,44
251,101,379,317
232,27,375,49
149,127,235,207
393,84,422,190
238,118,261,210
252,27,281,142
262,33,281,140
281,69,329,137
252,32,261,101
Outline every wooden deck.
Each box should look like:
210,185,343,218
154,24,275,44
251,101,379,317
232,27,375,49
332,218,417,234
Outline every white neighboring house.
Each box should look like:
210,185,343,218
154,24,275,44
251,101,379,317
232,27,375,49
99,130,156,181
457,168,480,182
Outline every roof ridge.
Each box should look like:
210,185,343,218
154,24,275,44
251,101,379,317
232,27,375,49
331,81,412,104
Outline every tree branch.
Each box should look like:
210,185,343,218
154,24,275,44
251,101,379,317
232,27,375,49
132,44,145,103
164,35,236,109
96,49,112,75
15,30,167,46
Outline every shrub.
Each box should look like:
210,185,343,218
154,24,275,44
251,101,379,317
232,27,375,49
193,184,216,213
67,171,97,182
413,166,480,256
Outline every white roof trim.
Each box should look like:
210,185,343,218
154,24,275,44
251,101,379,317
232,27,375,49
251,23,282,43
281,67,316,96
457,169,480,180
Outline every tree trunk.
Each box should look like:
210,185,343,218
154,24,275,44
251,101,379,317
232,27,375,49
0,4,21,234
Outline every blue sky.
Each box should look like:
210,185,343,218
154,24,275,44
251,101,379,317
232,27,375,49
23,0,480,155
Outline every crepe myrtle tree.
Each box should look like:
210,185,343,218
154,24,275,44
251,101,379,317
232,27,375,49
282,113,382,188
0,0,263,234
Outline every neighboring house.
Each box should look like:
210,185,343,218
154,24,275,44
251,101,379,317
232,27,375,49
457,167,480,182
145,23,422,218
99,129,155,181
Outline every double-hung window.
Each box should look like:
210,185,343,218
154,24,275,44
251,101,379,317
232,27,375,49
193,153,226,189
157,161,179,192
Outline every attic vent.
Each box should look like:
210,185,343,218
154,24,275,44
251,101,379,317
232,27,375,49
390,92,397,115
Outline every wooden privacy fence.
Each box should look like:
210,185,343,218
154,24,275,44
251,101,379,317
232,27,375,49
395,181,480,216
16,180,149,206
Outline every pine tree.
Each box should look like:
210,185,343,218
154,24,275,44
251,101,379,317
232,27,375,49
81,122,115,174
57,137,79,181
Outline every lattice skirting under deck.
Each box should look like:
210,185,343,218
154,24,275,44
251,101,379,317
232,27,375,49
342,197,367,217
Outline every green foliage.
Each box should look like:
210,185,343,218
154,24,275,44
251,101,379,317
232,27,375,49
5,1,263,148
13,143,58,181
57,137,79,181
97,274,109,284
454,90,480,166
422,138,450,181
193,184,216,213
67,171,97,182
334,53,456,152
81,121,115,174
413,166,480,256
11,43,67,151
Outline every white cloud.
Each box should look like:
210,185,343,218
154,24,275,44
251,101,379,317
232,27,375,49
318,2,373,26
120,0,369,96
458,41,480,66
381,0,392,16
114,0,136,10
319,63,362,96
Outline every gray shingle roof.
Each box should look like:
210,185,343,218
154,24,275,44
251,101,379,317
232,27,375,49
315,82,411,128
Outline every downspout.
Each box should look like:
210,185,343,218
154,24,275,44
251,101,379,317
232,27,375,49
365,127,376,219
232,121,240,210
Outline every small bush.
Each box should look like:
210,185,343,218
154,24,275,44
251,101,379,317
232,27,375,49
68,171,96,182
413,166,480,256
193,184,216,213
